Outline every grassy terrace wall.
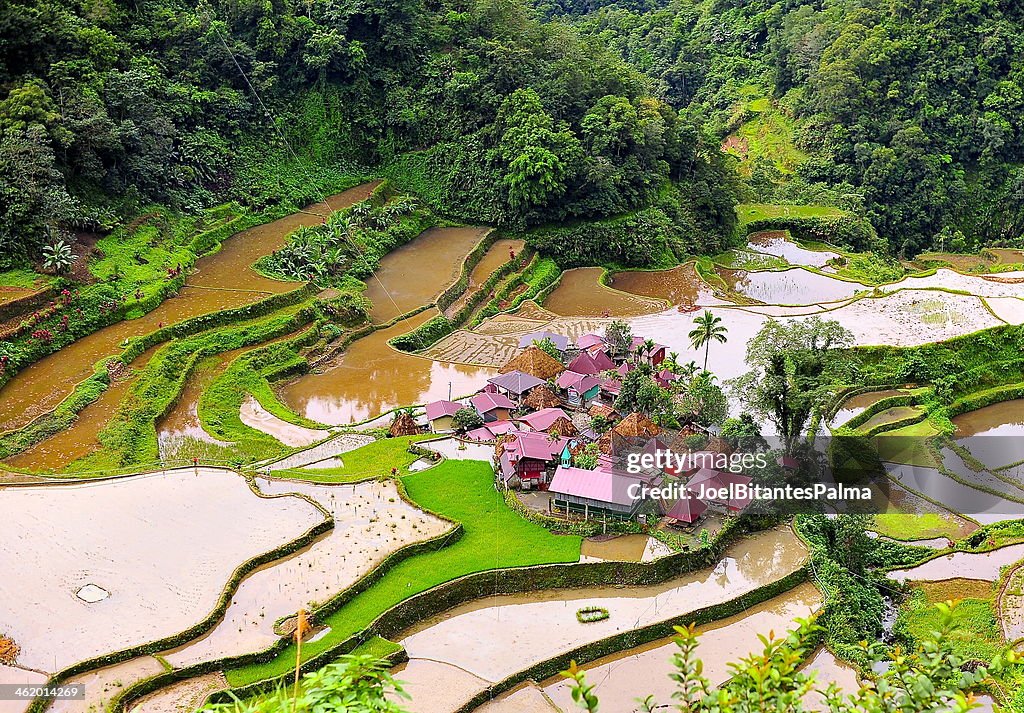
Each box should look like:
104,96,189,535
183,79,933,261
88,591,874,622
0,285,317,462
0,175,368,391
389,236,534,353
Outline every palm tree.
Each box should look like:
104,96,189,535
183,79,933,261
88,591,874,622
688,310,728,373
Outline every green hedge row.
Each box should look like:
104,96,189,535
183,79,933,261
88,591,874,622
454,566,812,712
27,485,334,713
471,256,561,325
93,303,325,468
841,392,924,432
389,249,534,353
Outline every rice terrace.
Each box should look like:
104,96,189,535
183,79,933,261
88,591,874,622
5,1,1024,712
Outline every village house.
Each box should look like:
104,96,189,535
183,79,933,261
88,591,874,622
471,392,516,422
497,430,567,489
630,337,667,367
486,370,545,402
464,419,517,442
687,467,754,513
662,490,708,526
554,370,601,405
518,407,572,433
522,384,562,411
567,350,615,376
588,403,620,424
424,400,463,433
548,464,657,521
575,333,607,355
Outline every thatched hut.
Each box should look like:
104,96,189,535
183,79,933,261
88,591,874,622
523,385,562,411
548,416,579,438
389,411,420,437
613,412,661,440
500,346,565,380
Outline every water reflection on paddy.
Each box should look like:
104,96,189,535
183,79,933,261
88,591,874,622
278,309,495,425
717,267,865,305
747,231,840,267
953,400,1024,470
540,582,823,713
606,264,712,308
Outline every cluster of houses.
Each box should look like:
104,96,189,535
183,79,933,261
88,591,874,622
421,329,753,528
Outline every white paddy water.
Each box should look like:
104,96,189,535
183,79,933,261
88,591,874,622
0,468,323,672
162,478,451,667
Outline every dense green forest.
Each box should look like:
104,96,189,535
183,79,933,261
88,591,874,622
2,0,1024,267
0,0,740,269
558,0,1024,254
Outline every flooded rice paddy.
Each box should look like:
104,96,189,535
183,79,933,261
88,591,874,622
365,227,490,323
540,582,824,713
887,542,1024,583
278,309,495,425
579,534,671,563
953,400,1024,470
0,468,323,672
746,231,840,268
830,389,913,428
605,264,713,308
162,478,450,667
394,527,806,711
884,460,1024,525
0,184,378,434
542,268,666,317
717,267,865,304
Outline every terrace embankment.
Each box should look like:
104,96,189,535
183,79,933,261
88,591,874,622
392,527,806,713
0,184,378,434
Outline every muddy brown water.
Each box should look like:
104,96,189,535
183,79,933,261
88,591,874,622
830,389,912,428
0,184,378,433
540,582,823,712
953,400,1024,470
543,267,665,317
365,226,491,323
607,264,712,308
278,309,495,425
3,347,159,473
446,239,525,316
397,528,806,685
717,267,864,305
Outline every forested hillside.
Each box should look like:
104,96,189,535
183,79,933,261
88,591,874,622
0,0,739,269
3,0,1024,266
559,0,1024,255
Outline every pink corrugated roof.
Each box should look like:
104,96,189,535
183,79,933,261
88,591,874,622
425,400,462,421
549,466,638,507
576,334,605,349
519,408,570,432
471,392,516,413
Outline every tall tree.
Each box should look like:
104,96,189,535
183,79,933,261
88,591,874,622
730,317,854,454
688,310,728,373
